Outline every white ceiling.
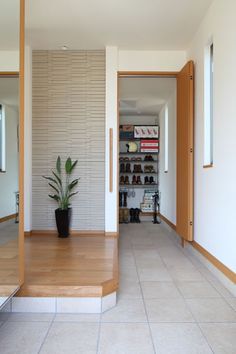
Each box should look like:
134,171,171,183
0,78,19,110
27,0,213,50
0,0,19,50
119,77,176,116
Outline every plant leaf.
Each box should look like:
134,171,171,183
43,176,59,185
48,194,60,202
48,183,59,194
56,156,61,175
68,192,78,198
68,179,79,191
65,157,72,174
70,160,78,173
52,171,62,186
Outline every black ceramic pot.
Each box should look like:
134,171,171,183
55,208,71,238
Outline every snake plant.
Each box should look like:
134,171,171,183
43,156,79,210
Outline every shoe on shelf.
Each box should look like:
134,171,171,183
120,176,125,185
120,163,125,173
123,208,129,223
119,191,123,207
124,176,130,184
134,208,141,223
123,191,128,207
136,176,142,185
137,164,143,173
144,176,150,184
132,175,137,185
126,163,131,173
149,176,155,184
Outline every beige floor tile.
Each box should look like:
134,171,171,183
98,323,154,354
145,298,194,322
150,323,212,354
7,313,54,322
225,297,236,311
0,321,50,354
141,281,181,299
40,322,99,354
176,281,221,298
54,313,100,322
169,266,205,281
138,266,172,281
186,298,236,322
118,281,142,299
101,298,147,322
200,323,236,354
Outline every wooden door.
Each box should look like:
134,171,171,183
176,61,194,242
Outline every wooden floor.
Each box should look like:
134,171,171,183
17,235,118,297
0,239,19,296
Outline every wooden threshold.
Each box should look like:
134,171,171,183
0,214,17,223
17,234,118,297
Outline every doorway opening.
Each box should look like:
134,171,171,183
118,75,177,229
117,62,194,243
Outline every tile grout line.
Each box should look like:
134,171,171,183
37,312,57,354
95,313,102,354
130,226,157,354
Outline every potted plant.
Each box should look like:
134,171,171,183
43,156,79,238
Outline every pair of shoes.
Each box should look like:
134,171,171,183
119,208,129,223
144,176,155,184
132,176,142,185
120,163,131,173
130,208,141,223
131,157,142,162
120,176,130,184
144,165,156,173
119,191,128,207
133,164,143,173
144,155,154,161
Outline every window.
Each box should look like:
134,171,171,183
204,41,214,166
0,104,6,172
164,104,169,172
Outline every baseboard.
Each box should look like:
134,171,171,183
105,232,119,238
0,213,17,223
192,241,236,284
159,213,176,231
27,230,106,237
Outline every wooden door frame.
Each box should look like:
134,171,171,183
117,70,193,241
0,0,24,293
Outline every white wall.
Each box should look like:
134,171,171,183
105,47,186,233
187,0,236,272
0,51,19,71
159,88,177,224
0,105,19,218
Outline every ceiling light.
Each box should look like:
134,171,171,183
61,46,68,51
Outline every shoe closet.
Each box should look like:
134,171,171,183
119,124,160,224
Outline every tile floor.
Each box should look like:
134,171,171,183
0,222,235,353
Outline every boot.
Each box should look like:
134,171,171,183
144,176,149,184
150,176,155,184
119,191,123,207
120,176,125,185
133,164,138,173
123,208,129,223
132,175,137,185
136,176,142,185
124,176,130,185
123,191,128,207
137,164,143,173
134,208,141,223
130,208,135,223
119,208,124,224
120,163,125,173
126,163,131,173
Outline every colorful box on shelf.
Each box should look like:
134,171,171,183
141,139,159,153
134,126,159,138
140,203,154,212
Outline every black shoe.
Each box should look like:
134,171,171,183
130,208,135,223
123,191,128,207
134,208,141,223
119,191,123,207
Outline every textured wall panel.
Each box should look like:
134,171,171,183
32,50,105,230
